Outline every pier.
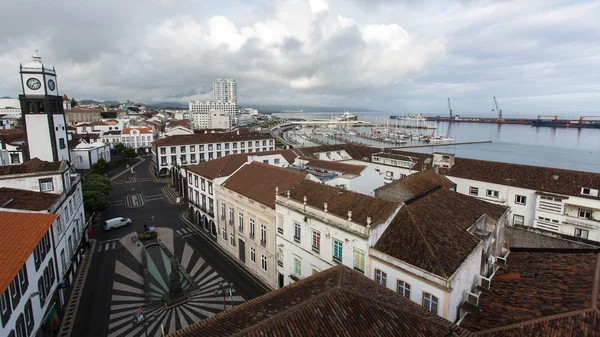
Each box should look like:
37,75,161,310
389,140,492,149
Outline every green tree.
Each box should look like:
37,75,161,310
83,190,109,213
82,179,112,196
114,143,125,154
70,98,78,108
122,148,138,159
137,147,146,155
88,158,110,175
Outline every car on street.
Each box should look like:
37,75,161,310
104,217,132,230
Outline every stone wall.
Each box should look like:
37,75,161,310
505,224,599,249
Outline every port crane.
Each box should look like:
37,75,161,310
492,97,503,122
447,98,453,118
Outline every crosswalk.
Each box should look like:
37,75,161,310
97,239,119,253
176,227,196,238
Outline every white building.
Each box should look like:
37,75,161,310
69,139,111,170
98,126,156,151
0,98,21,118
0,212,59,337
275,180,401,288
151,131,276,176
18,53,70,163
189,101,239,129
213,78,237,103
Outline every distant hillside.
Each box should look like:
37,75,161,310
80,99,121,106
244,104,380,113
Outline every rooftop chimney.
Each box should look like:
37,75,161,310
366,217,372,227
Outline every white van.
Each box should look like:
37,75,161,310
104,217,132,231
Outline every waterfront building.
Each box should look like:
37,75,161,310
275,180,401,288
459,248,600,334
213,78,237,103
0,98,22,119
0,212,59,337
151,131,275,176
298,144,600,243
18,53,69,162
168,265,476,337
215,162,310,289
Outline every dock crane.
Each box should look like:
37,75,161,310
492,97,503,122
447,98,453,118
579,116,600,123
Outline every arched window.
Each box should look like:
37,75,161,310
38,102,45,112
28,102,35,113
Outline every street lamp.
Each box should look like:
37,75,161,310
214,282,235,311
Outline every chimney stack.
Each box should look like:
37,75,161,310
366,217,371,227
347,210,352,221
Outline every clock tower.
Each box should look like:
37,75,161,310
19,52,70,162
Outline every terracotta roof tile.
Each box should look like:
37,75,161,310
168,265,476,337
122,127,153,134
152,132,272,147
186,149,297,180
0,212,57,294
0,188,61,211
375,169,456,201
460,248,600,336
298,157,366,176
440,157,600,200
0,158,63,176
285,180,400,227
374,188,508,278
222,162,308,208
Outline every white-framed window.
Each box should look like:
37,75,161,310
469,186,479,196
230,233,235,246
513,214,525,226
294,222,301,243
515,195,527,205
221,203,226,219
261,254,267,272
250,247,256,263
374,269,386,286
229,207,234,224
579,209,593,220
575,228,589,239
294,258,301,276
422,292,439,313
39,178,54,192
354,250,365,273
486,189,499,198
250,218,255,237
312,230,320,252
397,280,411,299
260,224,267,245
277,213,284,234
222,227,227,241
333,239,343,263
238,213,244,231
274,158,280,164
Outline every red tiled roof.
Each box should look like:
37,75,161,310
0,187,60,211
168,265,476,337
375,169,456,201
0,212,57,294
460,248,600,336
298,157,366,176
166,120,192,129
439,157,600,200
68,108,103,113
222,162,308,208
374,188,508,278
284,180,400,227
0,158,64,176
152,132,273,147
186,149,298,180
122,127,153,134
0,129,25,142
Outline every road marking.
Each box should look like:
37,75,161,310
181,228,189,234
99,238,120,244
98,245,103,252
111,242,116,249
105,243,110,251
176,229,182,235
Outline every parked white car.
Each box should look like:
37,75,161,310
104,217,132,230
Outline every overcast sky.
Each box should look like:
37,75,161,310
1,0,599,116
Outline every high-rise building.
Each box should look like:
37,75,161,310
189,101,238,129
213,78,237,103
18,53,69,162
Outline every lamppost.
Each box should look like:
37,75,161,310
214,282,234,311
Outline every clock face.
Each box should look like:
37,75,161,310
48,79,56,91
26,78,41,90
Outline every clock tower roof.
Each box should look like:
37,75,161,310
21,52,55,74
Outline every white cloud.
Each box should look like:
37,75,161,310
309,0,329,13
